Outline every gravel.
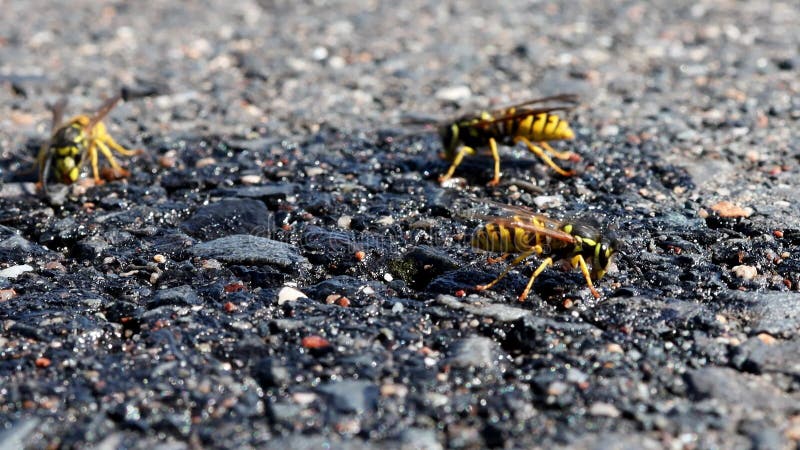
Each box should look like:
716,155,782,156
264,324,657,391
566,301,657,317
2,0,800,448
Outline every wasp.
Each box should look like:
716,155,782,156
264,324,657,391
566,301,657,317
438,94,580,186
37,94,142,191
470,202,617,300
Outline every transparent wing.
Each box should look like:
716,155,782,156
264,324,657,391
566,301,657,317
477,216,576,243
49,98,69,132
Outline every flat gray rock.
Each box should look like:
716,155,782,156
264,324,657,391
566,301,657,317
190,234,307,268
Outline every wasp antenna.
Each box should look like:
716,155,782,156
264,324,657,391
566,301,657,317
87,94,123,129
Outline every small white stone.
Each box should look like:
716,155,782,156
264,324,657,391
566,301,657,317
337,216,352,229
0,264,33,278
311,46,328,61
533,195,563,209
240,174,262,185
361,286,376,295
277,286,308,305
375,216,395,226
589,402,620,418
435,85,471,102
732,265,757,280
384,273,394,282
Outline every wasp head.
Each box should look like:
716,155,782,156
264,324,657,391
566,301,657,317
567,220,617,280
591,236,618,280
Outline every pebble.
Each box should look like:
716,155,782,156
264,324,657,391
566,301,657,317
446,336,506,370
588,402,621,418
278,286,308,304
148,285,202,308
686,367,798,411
180,198,273,240
337,216,352,229
732,265,758,280
434,85,471,102
533,195,564,209
436,295,531,322
190,235,308,268
547,381,569,396
0,264,33,278
316,380,379,414
728,291,800,337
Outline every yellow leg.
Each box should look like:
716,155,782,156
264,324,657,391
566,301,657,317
516,137,576,176
519,257,554,302
103,132,143,156
571,254,601,299
438,146,472,183
541,141,578,161
476,247,541,292
96,140,125,170
88,142,101,183
487,138,501,186
96,140,132,180
487,253,510,264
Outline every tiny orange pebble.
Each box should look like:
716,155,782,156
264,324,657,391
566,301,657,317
35,357,51,368
223,302,236,313
355,251,366,261
0,288,17,301
336,297,350,307
302,335,330,349
224,282,245,293
455,289,466,297
774,230,784,238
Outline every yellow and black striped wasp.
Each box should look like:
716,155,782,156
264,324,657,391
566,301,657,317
37,94,142,192
470,202,618,300
438,94,580,186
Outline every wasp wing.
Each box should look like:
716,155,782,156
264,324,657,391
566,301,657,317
479,216,576,243
87,94,123,129
491,94,579,113
49,98,69,132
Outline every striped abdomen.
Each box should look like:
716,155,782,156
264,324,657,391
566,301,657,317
491,111,574,143
49,123,86,183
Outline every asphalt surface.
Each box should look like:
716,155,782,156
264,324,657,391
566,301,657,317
1,0,799,449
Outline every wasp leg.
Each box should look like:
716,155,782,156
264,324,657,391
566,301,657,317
103,132,143,156
516,137,576,176
519,257,554,302
476,247,541,293
570,254,601,299
487,138,501,186
37,144,51,190
96,140,131,179
438,145,473,184
88,141,103,184
540,141,579,162
487,253,510,264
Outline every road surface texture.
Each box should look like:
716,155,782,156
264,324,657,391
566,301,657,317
1,0,799,448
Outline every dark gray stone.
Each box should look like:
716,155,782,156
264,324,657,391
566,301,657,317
685,367,800,412
190,234,307,268
436,294,531,322
728,291,800,337
446,336,507,370
148,285,201,308
180,198,274,240
316,380,379,414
